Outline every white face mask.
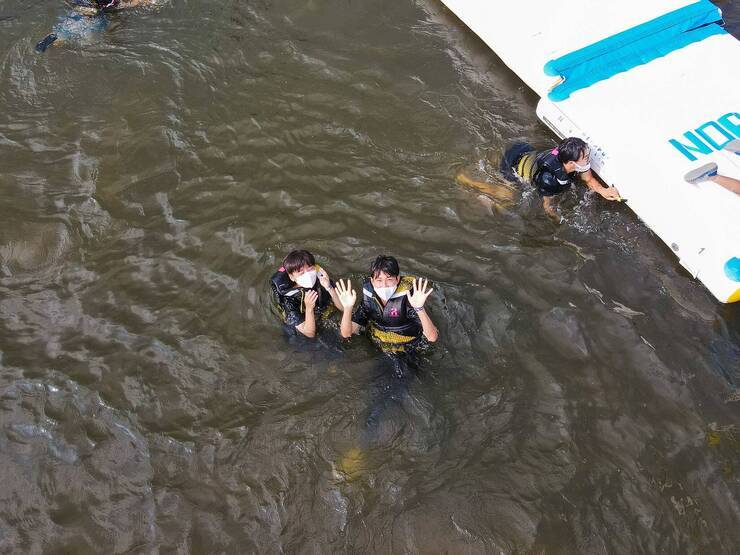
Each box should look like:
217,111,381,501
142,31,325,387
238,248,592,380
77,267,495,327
573,161,591,173
374,285,397,302
295,269,317,288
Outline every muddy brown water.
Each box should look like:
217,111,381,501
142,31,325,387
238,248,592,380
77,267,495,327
1,1,738,553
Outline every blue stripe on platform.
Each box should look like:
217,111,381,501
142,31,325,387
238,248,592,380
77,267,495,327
544,0,724,101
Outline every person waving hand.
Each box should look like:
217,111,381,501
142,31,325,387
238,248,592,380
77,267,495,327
336,255,438,351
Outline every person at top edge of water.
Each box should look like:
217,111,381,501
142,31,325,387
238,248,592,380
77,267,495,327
270,249,344,338
335,255,438,352
457,136,622,220
35,0,154,53
501,136,622,218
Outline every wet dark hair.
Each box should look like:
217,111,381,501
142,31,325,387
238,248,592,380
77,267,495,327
370,255,400,278
283,250,315,275
556,137,589,164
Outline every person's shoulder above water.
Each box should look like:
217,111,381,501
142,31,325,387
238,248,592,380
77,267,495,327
271,266,298,298
359,276,373,297
270,249,344,338
339,255,438,343
395,275,417,294
532,148,574,197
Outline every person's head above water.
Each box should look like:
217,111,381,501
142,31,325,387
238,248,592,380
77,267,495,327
555,137,591,173
282,249,317,288
370,255,400,301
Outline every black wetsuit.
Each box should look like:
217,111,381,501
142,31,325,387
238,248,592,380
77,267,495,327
351,276,423,352
502,143,579,196
270,266,335,332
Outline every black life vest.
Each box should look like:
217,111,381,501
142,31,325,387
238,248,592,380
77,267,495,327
353,276,422,347
270,265,334,326
515,149,577,196
531,150,578,196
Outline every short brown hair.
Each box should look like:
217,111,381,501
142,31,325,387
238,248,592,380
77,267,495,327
283,250,315,275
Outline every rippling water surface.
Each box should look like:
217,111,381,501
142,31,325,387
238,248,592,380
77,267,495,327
1,1,739,552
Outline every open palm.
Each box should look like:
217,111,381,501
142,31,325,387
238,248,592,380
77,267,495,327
406,278,433,308
335,279,356,310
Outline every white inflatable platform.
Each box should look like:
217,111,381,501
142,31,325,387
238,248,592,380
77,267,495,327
439,0,740,303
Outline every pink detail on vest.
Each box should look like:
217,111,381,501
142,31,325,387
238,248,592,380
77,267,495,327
389,307,399,317
279,267,286,272
551,148,559,155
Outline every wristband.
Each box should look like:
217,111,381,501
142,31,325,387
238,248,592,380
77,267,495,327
413,306,425,313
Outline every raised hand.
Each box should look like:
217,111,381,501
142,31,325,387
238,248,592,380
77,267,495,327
303,289,318,310
406,277,433,309
318,267,331,290
335,279,356,311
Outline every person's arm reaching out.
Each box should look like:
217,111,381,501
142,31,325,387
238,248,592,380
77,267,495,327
580,169,621,201
406,278,438,342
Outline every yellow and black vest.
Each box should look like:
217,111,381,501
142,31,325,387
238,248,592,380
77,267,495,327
270,265,334,326
515,149,578,197
352,276,423,348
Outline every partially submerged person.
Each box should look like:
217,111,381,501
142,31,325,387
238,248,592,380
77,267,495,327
35,0,153,53
501,137,622,217
271,250,343,338
336,255,438,352
334,256,438,458
457,137,622,219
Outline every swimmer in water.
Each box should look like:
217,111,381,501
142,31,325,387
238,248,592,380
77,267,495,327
458,137,622,220
35,0,154,53
336,255,438,350
505,137,622,218
270,249,344,338
334,256,438,466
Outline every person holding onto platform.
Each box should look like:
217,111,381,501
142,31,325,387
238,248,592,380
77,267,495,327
271,249,343,338
501,137,622,217
457,137,622,219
